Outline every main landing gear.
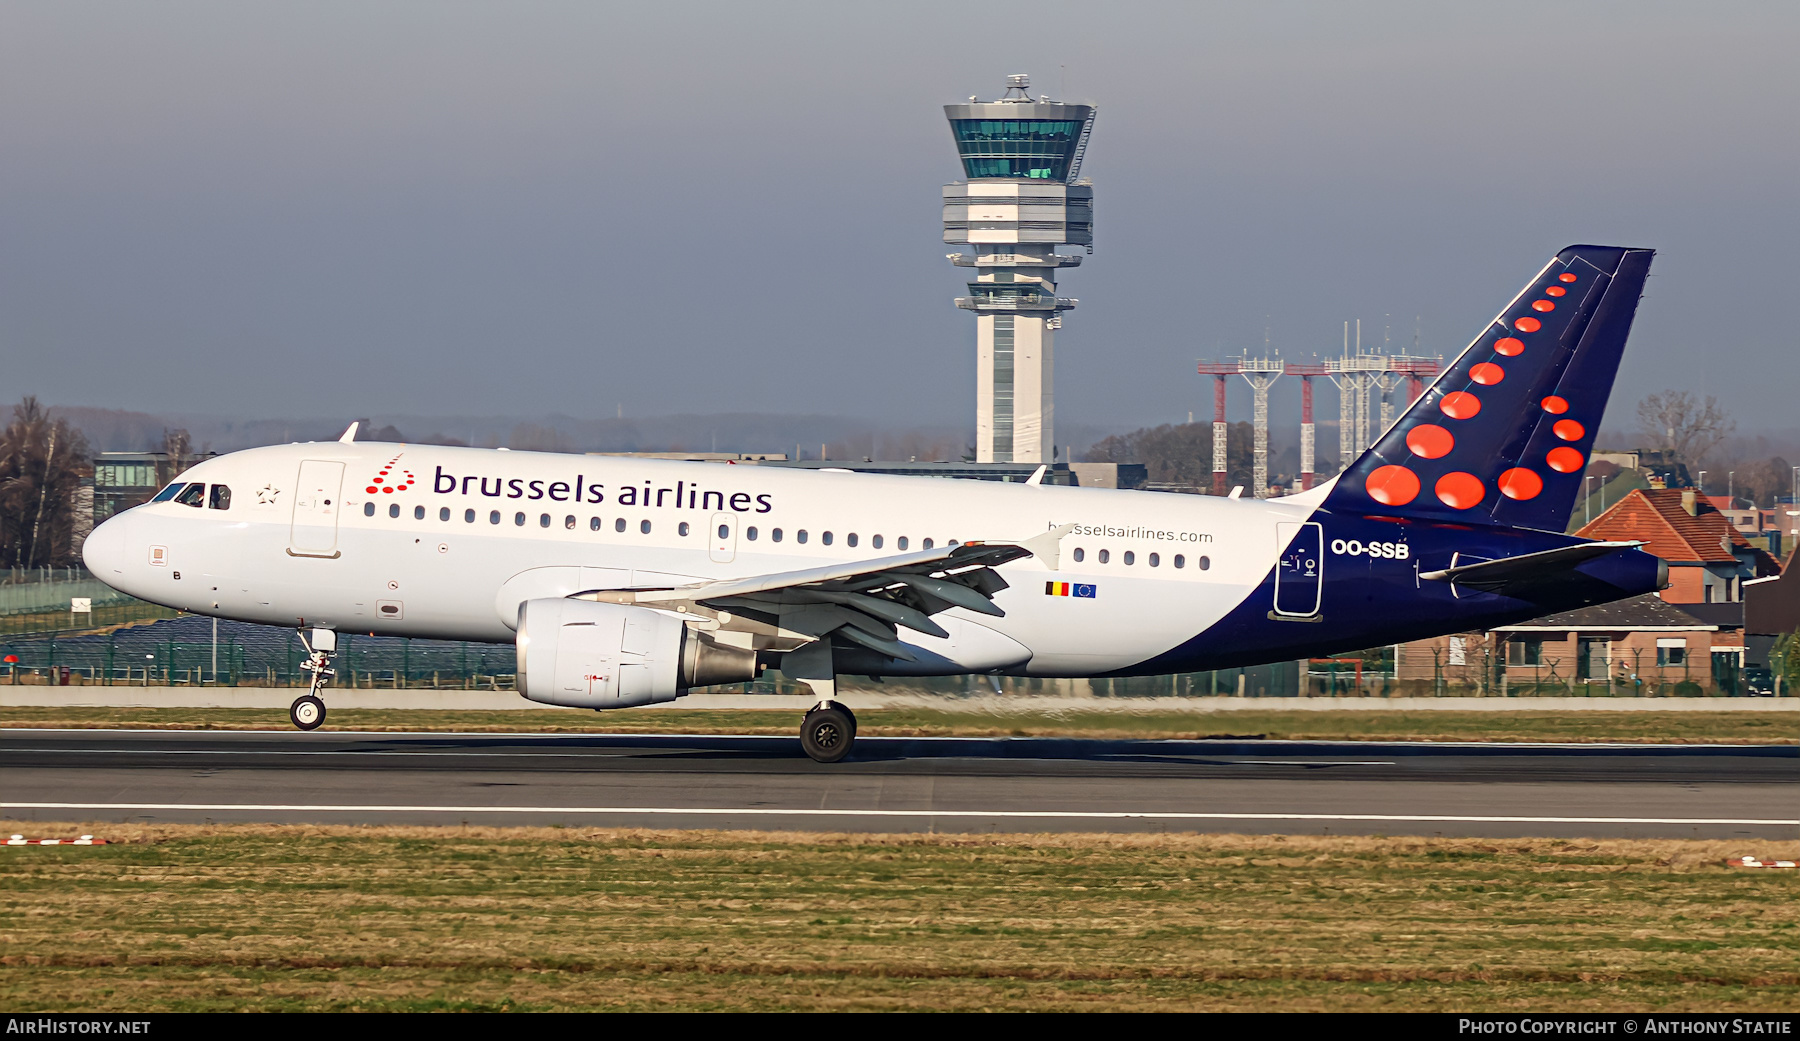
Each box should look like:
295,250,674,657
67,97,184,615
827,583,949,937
786,642,857,763
800,702,858,764
290,627,337,732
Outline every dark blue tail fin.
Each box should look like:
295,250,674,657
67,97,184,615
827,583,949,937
1323,244,1653,531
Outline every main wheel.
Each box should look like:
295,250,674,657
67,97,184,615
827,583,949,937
800,706,854,763
841,704,858,738
290,694,326,731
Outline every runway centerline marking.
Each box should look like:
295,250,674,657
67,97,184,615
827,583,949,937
5,802,1796,827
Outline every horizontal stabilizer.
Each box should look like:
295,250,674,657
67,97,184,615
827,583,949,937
1420,540,1644,594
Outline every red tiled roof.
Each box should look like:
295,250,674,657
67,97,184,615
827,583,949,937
1576,489,1774,569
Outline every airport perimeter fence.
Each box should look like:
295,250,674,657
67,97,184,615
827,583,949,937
0,615,1780,697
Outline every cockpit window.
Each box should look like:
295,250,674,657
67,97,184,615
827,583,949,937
150,483,186,503
208,485,231,510
173,483,206,507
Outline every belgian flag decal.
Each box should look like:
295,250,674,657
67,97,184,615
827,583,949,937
1045,581,1098,599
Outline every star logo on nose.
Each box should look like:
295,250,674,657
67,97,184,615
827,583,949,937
256,484,281,505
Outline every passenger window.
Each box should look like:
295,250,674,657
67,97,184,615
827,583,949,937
717,524,730,540
922,538,933,549
539,514,550,528
150,483,186,503
772,528,783,542
746,526,758,540
514,512,526,526
590,517,601,531
640,520,652,534
208,485,231,510
1174,554,1185,569
174,484,205,507
1098,549,1110,564
614,518,626,532
1073,547,1085,563
1198,555,1211,570
897,536,908,550
489,510,501,525
948,539,959,546
565,515,576,530
414,505,425,520
1149,552,1160,567
821,532,833,546
679,521,690,536
465,509,476,523
871,535,883,549
364,502,376,517
389,503,400,519
797,530,808,544
846,533,858,548
1123,551,1135,565
440,507,451,521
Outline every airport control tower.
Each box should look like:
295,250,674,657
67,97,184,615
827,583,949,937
944,75,1095,464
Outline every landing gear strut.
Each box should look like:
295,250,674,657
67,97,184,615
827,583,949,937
786,642,856,763
290,627,337,732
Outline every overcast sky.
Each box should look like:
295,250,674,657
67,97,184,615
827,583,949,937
3,1,1795,436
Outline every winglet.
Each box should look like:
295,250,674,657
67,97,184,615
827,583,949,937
1024,464,1048,487
1018,523,1076,571
338,422,359,444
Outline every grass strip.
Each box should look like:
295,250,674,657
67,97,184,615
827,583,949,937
3,825,1797,1011
2,705,1795,744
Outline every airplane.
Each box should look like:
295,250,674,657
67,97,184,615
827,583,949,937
83,244,1663,762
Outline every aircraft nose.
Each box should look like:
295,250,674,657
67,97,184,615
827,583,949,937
82,512,131,579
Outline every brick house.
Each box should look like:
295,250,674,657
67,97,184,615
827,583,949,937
1393,488,1780,695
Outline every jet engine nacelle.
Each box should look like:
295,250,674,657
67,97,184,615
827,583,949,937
516,598,756,709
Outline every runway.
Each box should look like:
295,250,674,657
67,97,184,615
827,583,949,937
4,728,1796,838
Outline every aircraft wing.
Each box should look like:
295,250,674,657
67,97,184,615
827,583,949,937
581,525,1073,661
1419,541,1644,594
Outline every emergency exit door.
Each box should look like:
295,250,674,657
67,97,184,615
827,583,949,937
289,460,345,558
709,512,737,563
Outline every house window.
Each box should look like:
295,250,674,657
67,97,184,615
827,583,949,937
1656,638,1687,667
1506,638,1544,667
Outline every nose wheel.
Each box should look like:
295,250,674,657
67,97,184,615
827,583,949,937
800,703,857,763
290,694,326,731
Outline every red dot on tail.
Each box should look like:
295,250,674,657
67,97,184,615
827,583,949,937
1560,273,1577,283
1366,465,1420,506
1532,299,1556,312
366,486,378,494
1542,396,1570,414
1470,363,1505,386
1440,391,1482,420
1553,419,1586,441
1547,446,1585,473
1514,316,1542,333
1494,337,1524,356
1406,424,1454,459
1498,468,1544,500
1436,472,1486,509
1545,286,1566,297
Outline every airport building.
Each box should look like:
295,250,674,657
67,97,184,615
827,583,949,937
944,75,1095,465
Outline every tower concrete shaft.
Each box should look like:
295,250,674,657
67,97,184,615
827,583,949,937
944,76,1094,464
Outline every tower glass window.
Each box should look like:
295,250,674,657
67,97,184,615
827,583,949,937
950,120,1082,180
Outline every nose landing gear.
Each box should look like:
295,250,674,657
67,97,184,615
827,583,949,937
290,627,337,732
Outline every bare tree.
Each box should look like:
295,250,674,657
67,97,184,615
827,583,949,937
0,397,93,569
1636,390,1735,469
1083,421,1255,491
159,428,193,486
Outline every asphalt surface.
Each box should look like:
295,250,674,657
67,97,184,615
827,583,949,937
3,727,1796,838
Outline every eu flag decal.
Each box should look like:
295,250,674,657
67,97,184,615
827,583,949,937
1045,581,1097,599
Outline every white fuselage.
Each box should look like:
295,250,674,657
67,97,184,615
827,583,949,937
83,442,1322,676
